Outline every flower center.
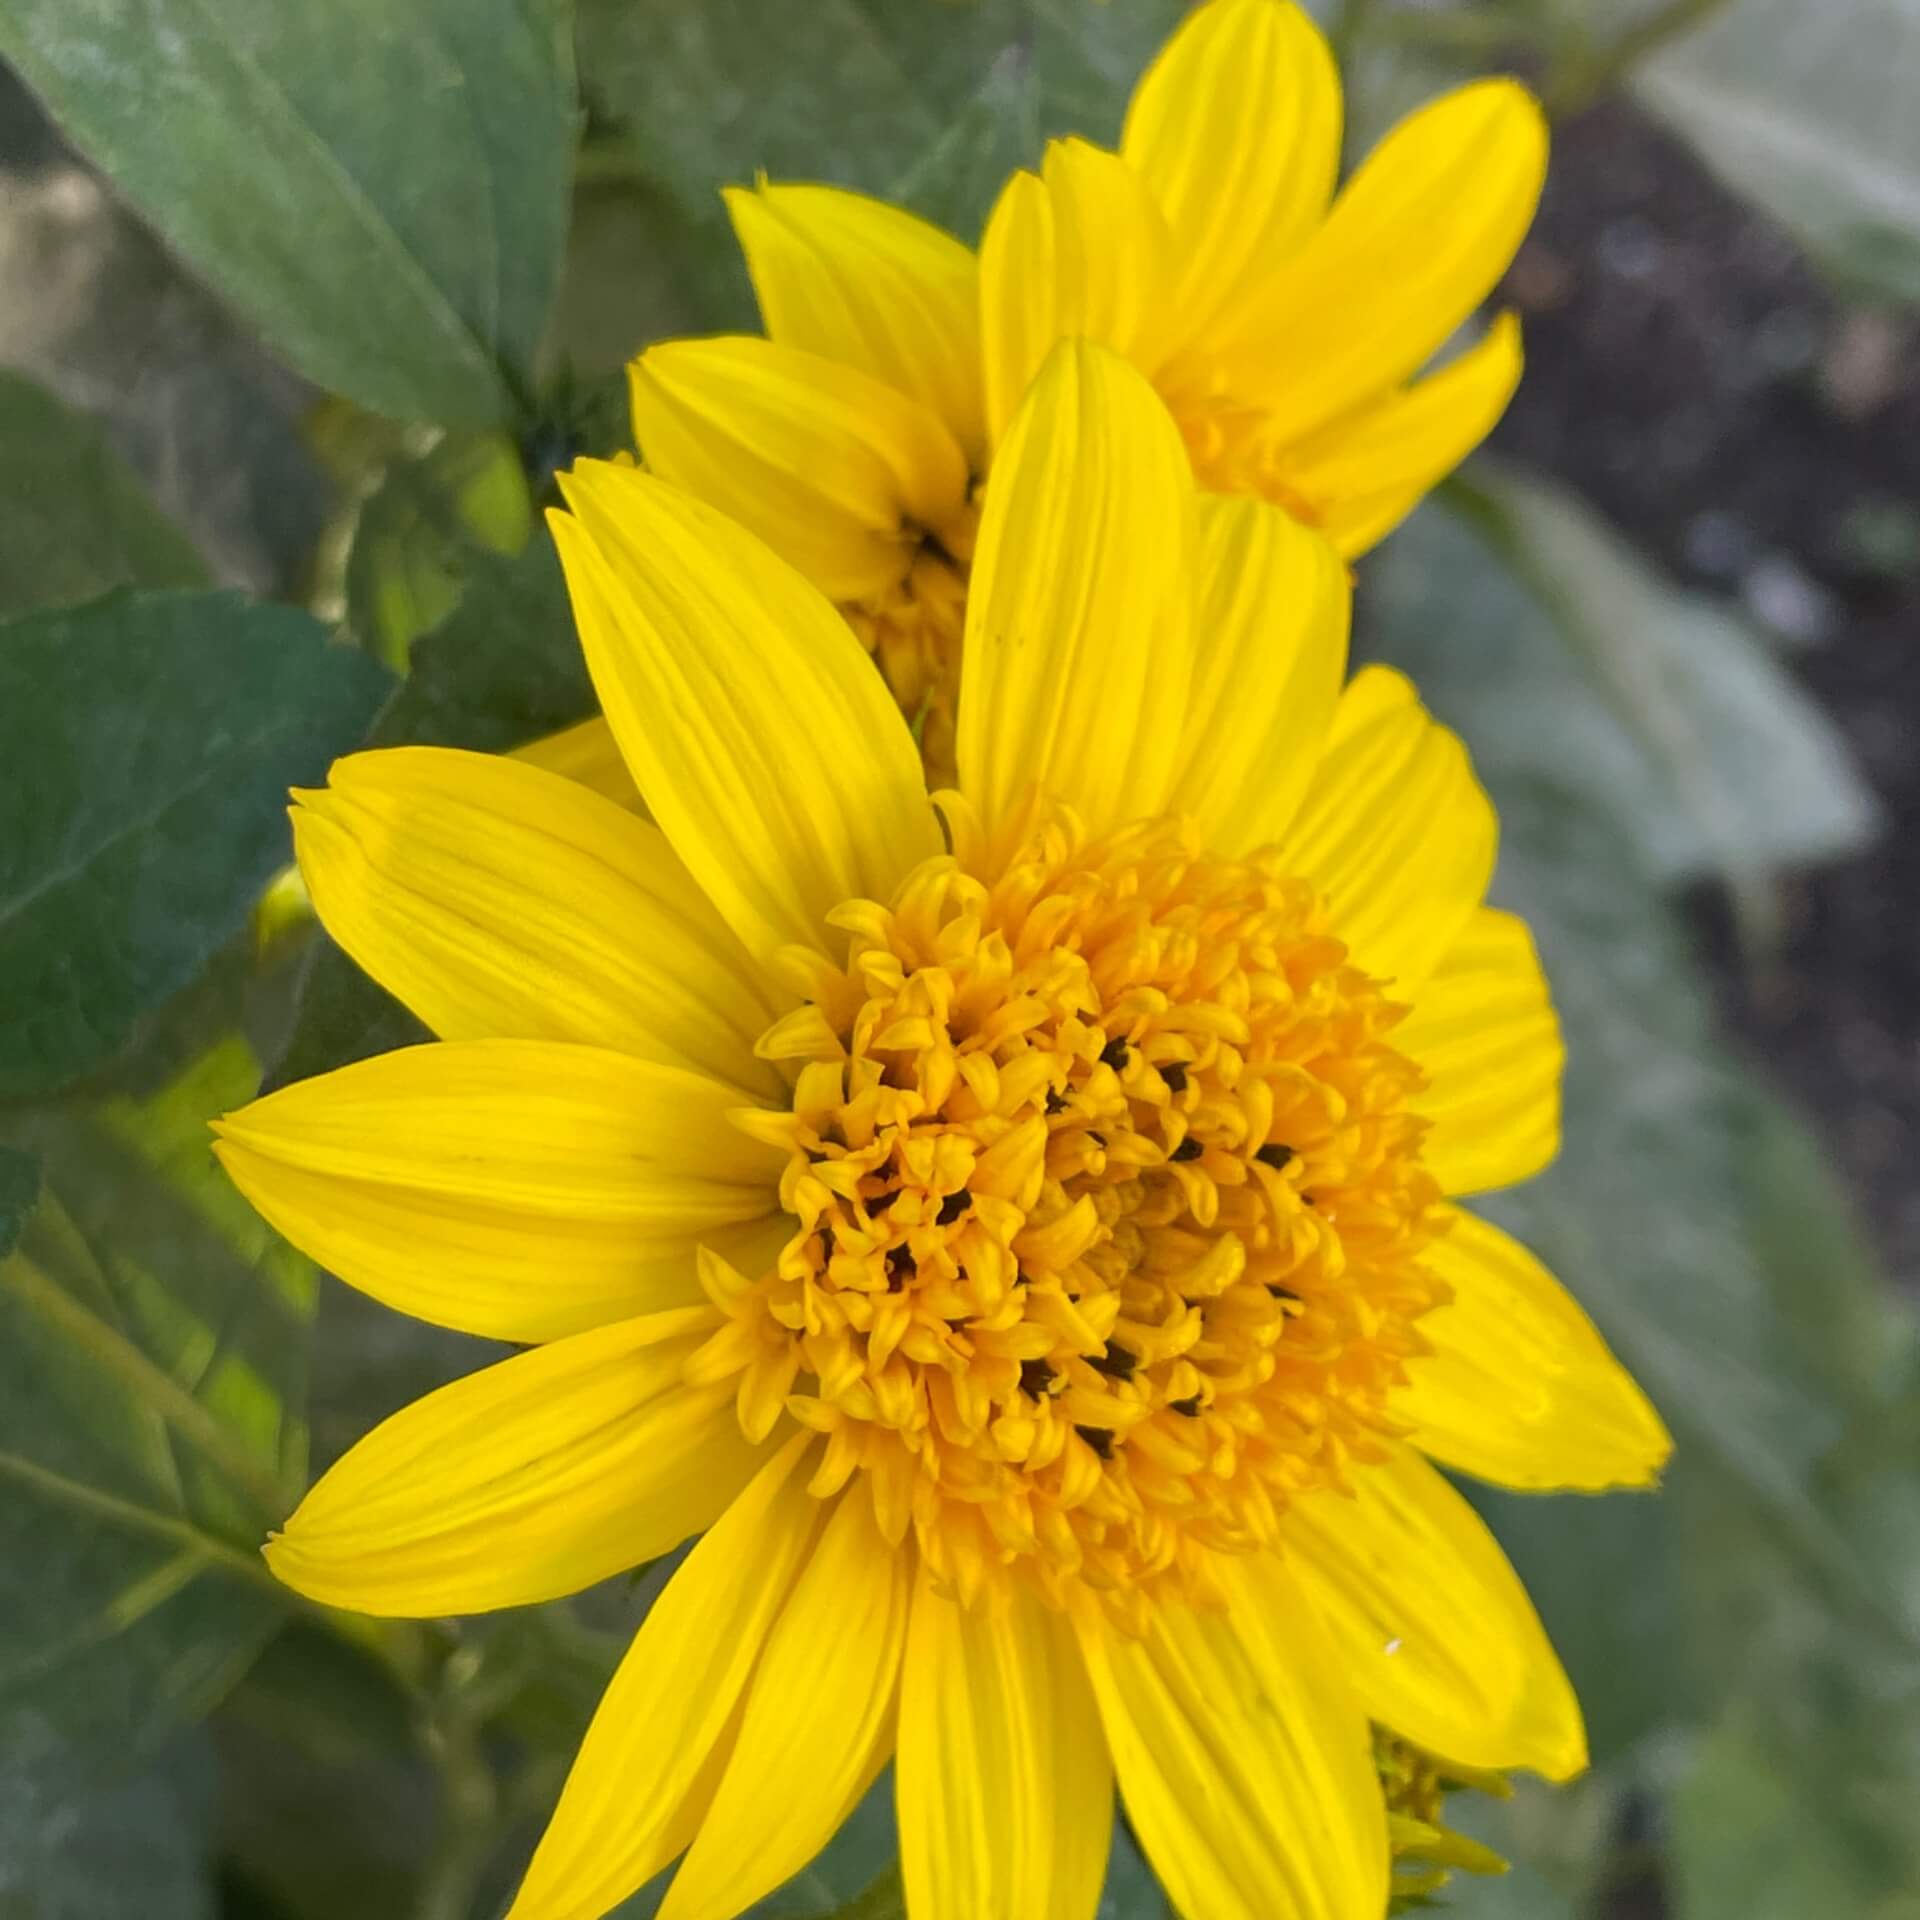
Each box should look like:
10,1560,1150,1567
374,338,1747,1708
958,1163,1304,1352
842,501,979,789
694,800,1448,1623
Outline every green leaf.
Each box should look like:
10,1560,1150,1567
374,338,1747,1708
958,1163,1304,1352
574,0,1187,324
0,0,578,426
0,1037,310,1760
894,47,1044,242
0,1726,218,1920
0,369,205,619
0,591,392,1101
1636,0,1920,305
0,1146,36,1257
1435,470,1878,901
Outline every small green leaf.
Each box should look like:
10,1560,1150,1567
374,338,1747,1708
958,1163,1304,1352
0,0,578,426
0,591,392,1100
0,370,205,619
344,432,534,668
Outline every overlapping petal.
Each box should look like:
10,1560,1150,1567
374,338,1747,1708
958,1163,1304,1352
293,747,782,1098
265,1307,762,1616
1274,666,1496,992
957,339,1195,848
898,1572,1111,1920
630,336,970,603
1212,77,1546,441
1403,1209,1673,1492
980,139,1175,446
1288,314,1525,557
1281,1441,1588,1779
214,1040,784,1342
512,714,644,812
1168,495,1349,854
726,181,985,467
551,461,940,965
1121,0,1342,331
505,1436,825,1920
1076,1554,1387,1920
659,1489,911,1920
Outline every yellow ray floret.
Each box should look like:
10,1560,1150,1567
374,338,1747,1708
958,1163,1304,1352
220,341,1666,1920
559,0,1544,796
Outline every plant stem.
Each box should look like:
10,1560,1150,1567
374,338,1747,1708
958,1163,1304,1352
1548,0,1740,114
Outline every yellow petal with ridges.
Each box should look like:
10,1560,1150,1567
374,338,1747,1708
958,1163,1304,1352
551,462,940,965
1275,665,1495,992
957,339,1195,850
1168,495,1349,855
214,1040,785,1342
512,715,643,812
265,1307,764,1615
1398,906,1561,1196
658,1489,911,1920
505,1435,825,1920
1403,1208,1672,1492
898,1570,1111,1920
1281,1441,1588,1780
1122,0,1341,332
1292,315,1525,558
980,138,1175,446
1076,1551,1386,1920
1216,78,1546,442
726,181,985,468
293,747,782,1099
629,336,969,603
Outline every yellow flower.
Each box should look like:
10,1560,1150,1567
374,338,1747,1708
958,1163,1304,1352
217,342,1665,1920
609,0,1545,780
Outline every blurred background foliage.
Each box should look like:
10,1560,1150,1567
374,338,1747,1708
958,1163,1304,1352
0,1,1915,1915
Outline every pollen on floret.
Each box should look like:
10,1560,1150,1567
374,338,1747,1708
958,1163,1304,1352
692,794,1451,1625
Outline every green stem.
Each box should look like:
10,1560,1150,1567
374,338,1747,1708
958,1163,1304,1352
0,1451,285,1595
416,1707,503,1920
1331,0,1380,68
1548,0,1739,114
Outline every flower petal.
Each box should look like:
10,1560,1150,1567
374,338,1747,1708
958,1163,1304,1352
1402,1208,1672,1492
265,1307,763,1615
1274,666,1495,992
898,1570,1111,1920
1290,314,1524,557
214,1040,785,1342
980,138,1175,446
294,747,782,1098
659,1489,911,1920
1168,496,1349,855
957,339,1195,848
1217,78,1546,442
551,461,940,965
505,1434,824,1920
1075,1553,1387,1920
629,336,970,603
1281,1441,1588,1780
1121,0,1341,333
512,716,644,812
1397,905,1561,1196
726,181,985,468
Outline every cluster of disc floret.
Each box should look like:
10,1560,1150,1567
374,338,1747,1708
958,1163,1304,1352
692,797,1450,1624
840,500,978,785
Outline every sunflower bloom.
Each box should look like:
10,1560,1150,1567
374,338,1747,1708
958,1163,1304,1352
217,343,1665,1920
610,0,1544,778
